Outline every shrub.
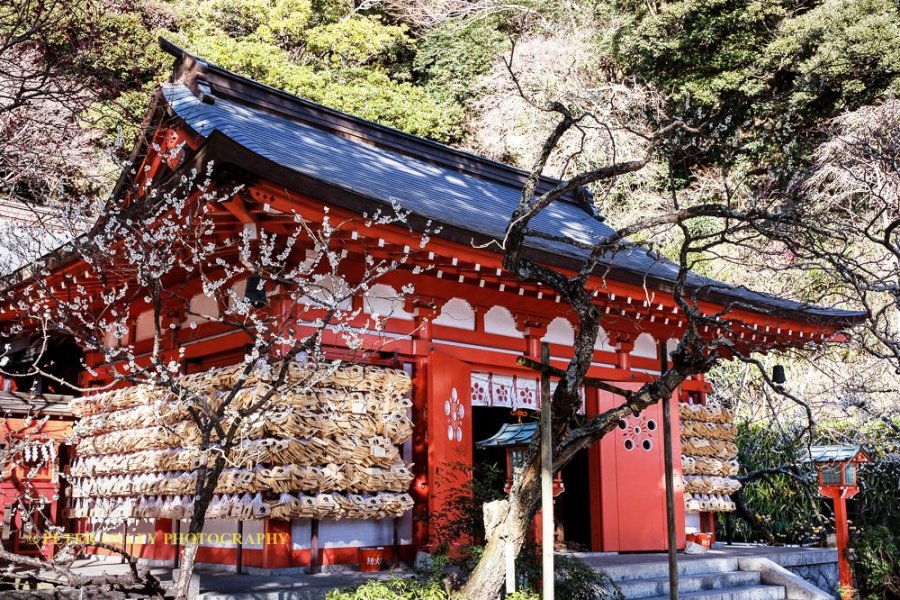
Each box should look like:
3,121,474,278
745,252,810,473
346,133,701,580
325,577,449,600
554,554,624,600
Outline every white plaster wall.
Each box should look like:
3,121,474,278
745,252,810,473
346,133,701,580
300,274,352,311
184,293,220,328
291,516,412,550
243,519,264,549
594,326,615,352
685,510,701,534
667,338,679,359
134,310,155,341
363,284,414,321
542,317,574,346
197,519,238,548
104,327,130,348
432,298,476,330
483,306,522,338
632,332,657,358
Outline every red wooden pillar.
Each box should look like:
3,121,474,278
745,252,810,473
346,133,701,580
262,519,292,569
614,336,635,371
586,387,604,551
426,350,472,551
822,488,854,594
411,306,436,550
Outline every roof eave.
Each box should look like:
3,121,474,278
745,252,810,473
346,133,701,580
185,130,864,330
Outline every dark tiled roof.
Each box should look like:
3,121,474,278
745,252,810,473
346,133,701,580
159,40,863,325
476,422,539,449
0,392,73,417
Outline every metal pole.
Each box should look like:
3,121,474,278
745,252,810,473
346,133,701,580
540,342,554,600
121,521,128,564
309,518,321,574
174,519,181,569
659,340,678,600
392,516,400,567
236,520,243,574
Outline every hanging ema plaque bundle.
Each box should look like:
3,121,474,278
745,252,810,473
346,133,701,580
66,362,415,521
679,403,741,513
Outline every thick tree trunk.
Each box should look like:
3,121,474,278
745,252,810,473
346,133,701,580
461,451,542,600
174,542,200,600
461,361,696,600
173,455,225,600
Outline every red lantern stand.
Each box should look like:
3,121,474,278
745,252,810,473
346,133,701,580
806,445,871,598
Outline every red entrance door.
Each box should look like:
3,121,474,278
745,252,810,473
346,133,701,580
426,351,472,549
591,383,685,551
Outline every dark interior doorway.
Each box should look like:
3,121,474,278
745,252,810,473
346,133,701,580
471,406,521,493
4,334,83,395
558,447,592,550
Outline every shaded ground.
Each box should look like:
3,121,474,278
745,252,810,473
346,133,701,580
1,544,838,599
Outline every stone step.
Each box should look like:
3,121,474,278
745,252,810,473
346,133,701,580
640,584,785,600
616,570,761,598
586,557,740,581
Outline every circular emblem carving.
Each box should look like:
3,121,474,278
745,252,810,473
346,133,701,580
617,413,657,452
446,387,464,442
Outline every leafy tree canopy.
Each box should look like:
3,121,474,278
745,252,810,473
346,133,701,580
610,0,900,172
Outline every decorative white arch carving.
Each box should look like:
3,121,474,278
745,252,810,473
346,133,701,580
667,338,679,358
595,326,615,351
104,326,129,348
301,274,352,311
184,293,220,328
542,317,574,346
632,332,658,358
363,284,414,321
134,310,155,342
483,306,523,338
432,298,476,330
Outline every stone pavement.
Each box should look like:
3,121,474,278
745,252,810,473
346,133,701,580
62,544,838,599
66,556,407,599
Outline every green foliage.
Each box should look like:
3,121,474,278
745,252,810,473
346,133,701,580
325,577,449,600
763,0,900,111
613,0,787,107
309,0,353,25
414,18,507,104
504,592,540,600
732,418,900,598
554,554,624,600
610,0,900,174
325,554,621,600
164,0,462,141
306,16,410,66
73,7,169,98
728,420,827,545
429,460,507,550
849,434,900,599
513,551,623,600
854,525,900,600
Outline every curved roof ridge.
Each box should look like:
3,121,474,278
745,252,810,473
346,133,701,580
158,37,598,217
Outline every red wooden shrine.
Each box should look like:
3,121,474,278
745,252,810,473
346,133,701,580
0,402,74,560
0,39,862,570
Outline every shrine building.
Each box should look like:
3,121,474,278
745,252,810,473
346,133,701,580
0,40,863,571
